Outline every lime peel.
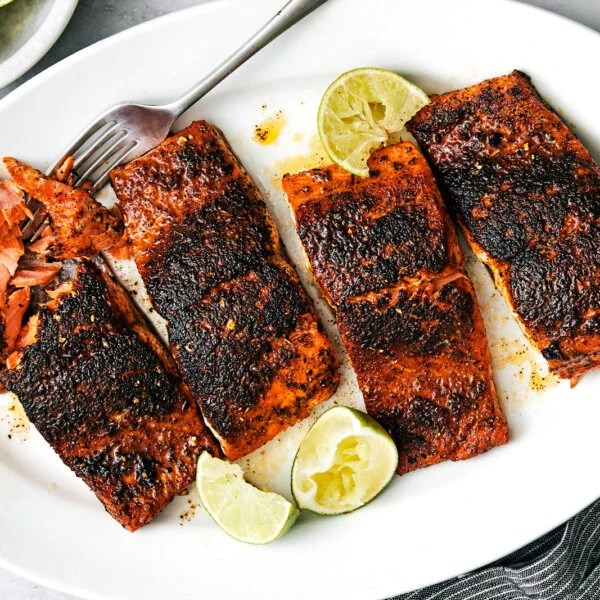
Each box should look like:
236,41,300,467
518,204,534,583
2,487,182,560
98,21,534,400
291,406,398,515
196,452,299,544
318,67,430,177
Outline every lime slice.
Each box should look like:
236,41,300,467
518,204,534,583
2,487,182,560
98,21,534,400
291,406,398,515
196,452,299,544
318,67,430,177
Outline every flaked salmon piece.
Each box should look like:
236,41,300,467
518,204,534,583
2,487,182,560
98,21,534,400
10,259,62,288
3,288,30,355
5,351,19,370
27,225,53,256
0,242,24,278
0,220,20,242
4,158,124,259
0,180,23,206
0,175,62,370
54,155,74,184
0,193,26,279
0,264,10,299
0,180,31,226
0,180,30,359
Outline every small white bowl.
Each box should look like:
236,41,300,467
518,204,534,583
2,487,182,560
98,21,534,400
0,0,79,89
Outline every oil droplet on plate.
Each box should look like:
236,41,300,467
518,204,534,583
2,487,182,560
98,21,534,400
530,362,559,392
253,111,287,145
270,134,329,189
0,393,30,441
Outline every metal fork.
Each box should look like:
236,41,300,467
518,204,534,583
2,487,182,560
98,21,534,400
22,0,328,242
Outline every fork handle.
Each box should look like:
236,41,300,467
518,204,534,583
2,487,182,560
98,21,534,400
164,0,328,117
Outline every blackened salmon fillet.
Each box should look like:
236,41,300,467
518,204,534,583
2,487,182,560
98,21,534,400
283,143,508,474
1,261,219,531
407,70,600,381
110,121,339,460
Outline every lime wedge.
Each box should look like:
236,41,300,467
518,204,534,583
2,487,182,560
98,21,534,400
291,406,398,515
196,452,299,544
318,67,429,177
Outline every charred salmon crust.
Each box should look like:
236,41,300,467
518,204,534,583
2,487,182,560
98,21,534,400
283,143,508,474
407,70,600,380
168,259,338,459
132,180,277,318
1,261,219,531
286,143,461,305
338,276,506,473
110,120,339,460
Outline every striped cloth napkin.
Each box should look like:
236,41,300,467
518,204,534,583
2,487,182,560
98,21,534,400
393,499,600,599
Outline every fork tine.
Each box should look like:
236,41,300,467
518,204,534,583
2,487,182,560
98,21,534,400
48,120,108,176
25,195,40,212
21,205,47,243
73,130,127,187
91,141,138,193
70,121,119,171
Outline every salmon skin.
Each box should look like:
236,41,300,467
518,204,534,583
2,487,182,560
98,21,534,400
1,261,219,531
110,121,339,461
283,143,508,474
407,71,600,381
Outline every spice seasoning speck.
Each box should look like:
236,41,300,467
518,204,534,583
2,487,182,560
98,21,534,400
253,111,287,145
